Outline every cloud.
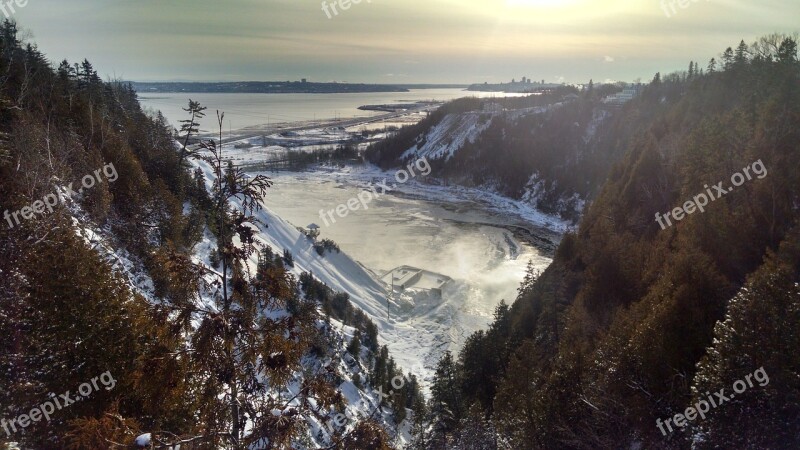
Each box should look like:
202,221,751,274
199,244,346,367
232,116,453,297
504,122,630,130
604,55,615,63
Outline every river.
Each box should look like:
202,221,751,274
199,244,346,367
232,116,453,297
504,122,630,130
139,89,526,132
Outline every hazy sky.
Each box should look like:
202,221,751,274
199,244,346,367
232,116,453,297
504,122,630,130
12,0,800,84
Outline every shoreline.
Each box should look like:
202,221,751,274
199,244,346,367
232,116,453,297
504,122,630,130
269,162,567,255
378,184,561,257
196,103,437,144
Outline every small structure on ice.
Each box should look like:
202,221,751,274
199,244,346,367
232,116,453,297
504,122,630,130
381,265,452,297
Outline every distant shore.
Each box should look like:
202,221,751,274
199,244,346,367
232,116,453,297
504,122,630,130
193,102,437,143
132,81,468,94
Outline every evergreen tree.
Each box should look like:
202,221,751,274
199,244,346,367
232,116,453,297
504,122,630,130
777,37,798,63
722,46,735,69
428,351,464,440
347,330,362,360
177,100,207,168
707,57,717,73
283,248,294,267
734,39,750,65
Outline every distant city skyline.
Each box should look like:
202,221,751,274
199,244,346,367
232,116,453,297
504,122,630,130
13,0,800,84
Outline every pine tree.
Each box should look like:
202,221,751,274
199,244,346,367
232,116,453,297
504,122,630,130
347,330,362,360
734,39,750,66
518,260,539,296
707,57,717,73
57,59,74,80
371,345,389,388
428,351,464,439
283,248,294,267
722,47,735,69
777,37,798,63
177,100,207,168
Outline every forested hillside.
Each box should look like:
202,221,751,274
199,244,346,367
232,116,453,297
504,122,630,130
0,20,421,449
414,35,800,449
365,83,629,222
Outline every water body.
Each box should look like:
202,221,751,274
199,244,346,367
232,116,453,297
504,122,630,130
262,169,553,324
139,89,525,132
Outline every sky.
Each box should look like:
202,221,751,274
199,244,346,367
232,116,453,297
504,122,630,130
11,0,800,84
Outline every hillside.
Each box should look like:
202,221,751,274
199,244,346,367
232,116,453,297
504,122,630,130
415,36,800,449
365,83,643,222
0,21,423,449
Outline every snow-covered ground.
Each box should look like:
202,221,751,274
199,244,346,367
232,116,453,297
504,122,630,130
174,102,567,392
401,111,494,161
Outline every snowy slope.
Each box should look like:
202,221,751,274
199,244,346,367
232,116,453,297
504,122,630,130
63,162,415,448
190,155,442,388
399,105,557,163
401,111,494,161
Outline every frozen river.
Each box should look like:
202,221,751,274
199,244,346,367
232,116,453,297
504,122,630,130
260,166,558,328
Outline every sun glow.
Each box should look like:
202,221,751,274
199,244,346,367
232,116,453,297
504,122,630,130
506,0,584,8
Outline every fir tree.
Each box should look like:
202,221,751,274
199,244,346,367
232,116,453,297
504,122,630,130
707,57,717,73
177,100,207,168
347,330,362,360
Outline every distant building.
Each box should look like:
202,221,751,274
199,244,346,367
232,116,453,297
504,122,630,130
301,78,307,83
603,84,642,105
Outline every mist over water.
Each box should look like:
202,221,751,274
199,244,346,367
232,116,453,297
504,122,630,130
263,171,553,323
